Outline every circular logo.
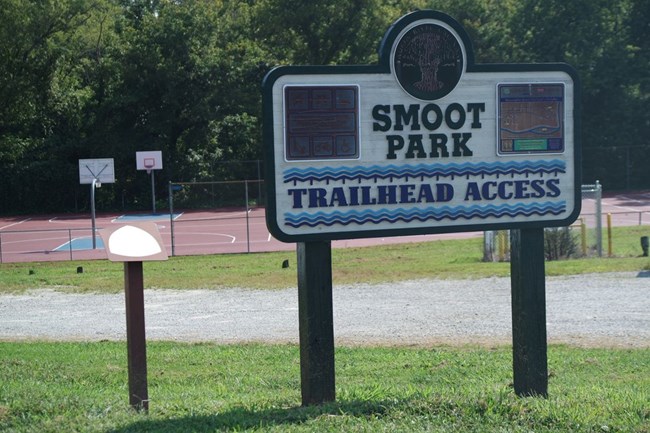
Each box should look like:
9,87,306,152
393,23,464,100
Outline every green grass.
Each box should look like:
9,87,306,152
2,228,649,432
1,226,650,293
0,342,648,432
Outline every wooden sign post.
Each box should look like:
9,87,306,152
263,9,580,404
124,260,149,410
99,222,168,411
297,242,335,405
511,228,548,396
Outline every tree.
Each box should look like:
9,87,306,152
251,0,421,66
2,0,649,215
78,0,274,210
509,0,648,189
0,0,111,213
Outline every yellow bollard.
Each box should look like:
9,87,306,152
498,231,505,261
607,213,612,257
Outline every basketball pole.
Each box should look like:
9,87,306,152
149,169,156,214
137,152,161,214
91,178,98,249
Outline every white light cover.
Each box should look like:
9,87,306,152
108,225,162,257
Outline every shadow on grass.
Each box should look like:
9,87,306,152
107,398,400,433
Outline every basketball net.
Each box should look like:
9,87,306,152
143,157,155,175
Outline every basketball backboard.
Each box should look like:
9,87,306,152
79,158,115,184
136,151,163,171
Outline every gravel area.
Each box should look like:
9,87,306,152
1,272,648,347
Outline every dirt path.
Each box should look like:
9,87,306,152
1,272,648,348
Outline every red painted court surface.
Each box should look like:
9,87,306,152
1,192,649,263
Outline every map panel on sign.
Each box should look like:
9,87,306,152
284,85,360,161
498,83,564,155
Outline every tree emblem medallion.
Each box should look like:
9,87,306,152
393,23,464,101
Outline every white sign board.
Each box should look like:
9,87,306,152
263,10,580,242
79,158,115,184
100,222,168,262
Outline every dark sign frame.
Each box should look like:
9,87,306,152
263,10,581,243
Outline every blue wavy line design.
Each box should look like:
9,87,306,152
283,160,566,183
284,201,566,227
501,125,561,135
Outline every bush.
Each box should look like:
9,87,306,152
544,227,579,260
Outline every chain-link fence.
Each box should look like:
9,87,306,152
3,178,648,263
168,179,266,210
580,181,603,257
167,179,267,256
483,182,604,261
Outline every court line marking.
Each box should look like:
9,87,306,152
112,212,184,223
49,216,120,223
0,218,32,230
612,196,650,211
617,195,646,203
601,200,650,213
166,214,247,222
172,232,236,243
2,235,71,246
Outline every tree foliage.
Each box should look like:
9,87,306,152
1,0,648,214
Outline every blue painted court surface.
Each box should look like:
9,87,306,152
53,213,181,252
113,213,182,222
54,237,105,252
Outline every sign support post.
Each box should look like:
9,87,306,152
99,222,168,412
124,260,149,411
510,228,548,397
297,241,335,405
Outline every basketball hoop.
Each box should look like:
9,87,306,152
144,158,155,175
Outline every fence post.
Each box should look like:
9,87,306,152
69,230,73,261
168,182,175,257
595,180,602,257
580,218,587,256
257,160,263,202
0,232,3,263
483,231,495,262
245,180,250,253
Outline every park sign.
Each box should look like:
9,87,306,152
263,10,581,242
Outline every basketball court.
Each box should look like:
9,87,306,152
1,192,649,263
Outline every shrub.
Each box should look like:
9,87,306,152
544,227,579,260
